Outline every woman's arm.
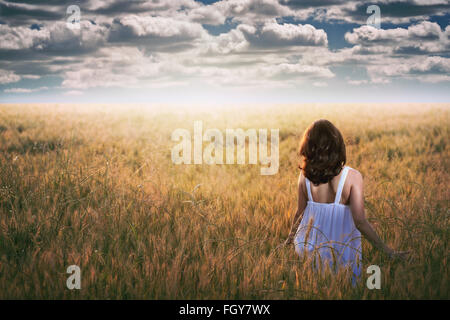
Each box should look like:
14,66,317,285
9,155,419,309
285,173,308,245
349,170,409,259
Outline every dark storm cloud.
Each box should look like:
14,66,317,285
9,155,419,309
0,0,87,26
0,0,172,26
106,14,206,52
0,2,62,25
281,0,449,23
0,49,52,60
394,45,450,57
393,46,437,55
0,59,59,75
3,0,81,4
345,1,449,20
89,0,172,15
280,0,345,9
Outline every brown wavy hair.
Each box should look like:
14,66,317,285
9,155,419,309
298,119,346,185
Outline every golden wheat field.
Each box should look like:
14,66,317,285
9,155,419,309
0,103,448,299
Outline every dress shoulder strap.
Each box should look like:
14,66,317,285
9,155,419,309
305,177,313,201
334,166,350,204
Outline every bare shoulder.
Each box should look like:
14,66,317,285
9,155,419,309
347,167,364,188
297,171,307,196
297,171,306,184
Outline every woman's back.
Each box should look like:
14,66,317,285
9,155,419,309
287,119,408,283
294,166,362,279
307,166,352,205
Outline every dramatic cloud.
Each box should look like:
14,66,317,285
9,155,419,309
188,5,227,25
340,0,449,24
344,22,449,56
226,0,292,21
0,21,108,53
341,21,450,83
0,0,67,26
108,15,207,47
367,56,450,83
0,0,448,101
239,22,328,48
282,0,450,24
345,21,448,47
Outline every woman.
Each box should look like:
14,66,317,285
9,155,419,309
284,119,408,282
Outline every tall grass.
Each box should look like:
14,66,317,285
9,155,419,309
0,103,448,299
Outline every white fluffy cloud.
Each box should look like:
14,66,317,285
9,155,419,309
203,21,328,55
0,21,108,52
340,21,450,83
0,70,21,84
261,63,334,79
0,25,50,50
345,21,448,48
60,46,153,89
367,56,450,83
188,6,227,25
204,28,249,54
109,15,206,40
240,22,328,47
217,0,293,23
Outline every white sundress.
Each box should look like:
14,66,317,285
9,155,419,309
294,166,362,281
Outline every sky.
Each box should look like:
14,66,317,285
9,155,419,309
0,0,449,104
